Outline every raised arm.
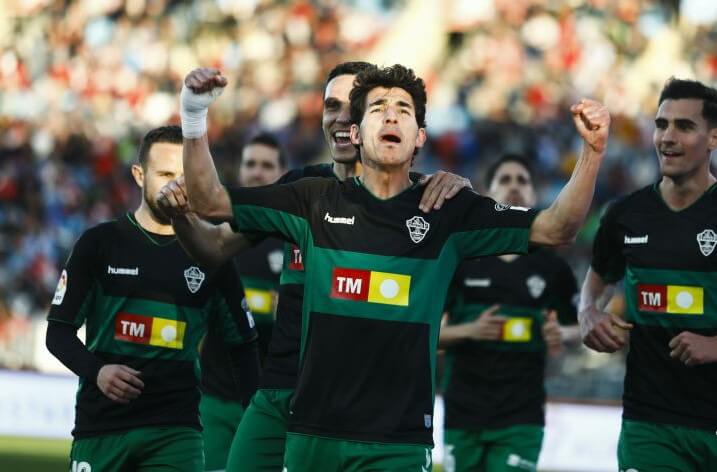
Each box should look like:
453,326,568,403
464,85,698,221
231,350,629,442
529,99,610,246
578,267,632,353
180,68,233,221
158,176,253,268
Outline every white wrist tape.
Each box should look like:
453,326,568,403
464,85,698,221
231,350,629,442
180,84,225,139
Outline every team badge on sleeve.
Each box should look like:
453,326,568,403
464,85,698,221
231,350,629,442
697,229,717,256
406,216,430,243
52,270,68,305
184,266,205,293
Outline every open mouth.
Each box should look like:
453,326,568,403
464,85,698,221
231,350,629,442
380,133,402,144
333,130,351,146
661,149,683,158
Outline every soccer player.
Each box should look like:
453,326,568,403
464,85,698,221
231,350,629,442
440,154,579,472
198,131,286,472
175,64,608,469
579,78,717,471
162,61,473,471
45,126,259,472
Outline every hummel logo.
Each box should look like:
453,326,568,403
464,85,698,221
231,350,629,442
107,266,139,276
465,278,491,287
624,235,648,245
324,212,355,225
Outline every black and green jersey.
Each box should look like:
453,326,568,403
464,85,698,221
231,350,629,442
443,249,578,430
227,176,537,445
592,182,717,431
200,237,282,400
262,163,337,389
48,213,257,438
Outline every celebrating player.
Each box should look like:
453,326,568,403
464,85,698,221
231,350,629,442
46,126,259,472
579,78,717,471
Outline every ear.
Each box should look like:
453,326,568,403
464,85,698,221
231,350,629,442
709,126,717,151
350,123,361,146
414,128,427,151
131,164,144,188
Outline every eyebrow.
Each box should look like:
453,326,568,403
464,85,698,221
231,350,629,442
368,98,414,110
655,117,697,127
324,97,341,107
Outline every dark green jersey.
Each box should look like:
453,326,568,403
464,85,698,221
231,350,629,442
200,237,282,400
262,163,337,389
228,176,537,445
592,182,717,431
443,250,578,430
48,213,257,437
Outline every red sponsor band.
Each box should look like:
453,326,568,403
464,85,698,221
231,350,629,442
637,284,667,312
288,245,304,271
331,268,370,301
115,312,151,344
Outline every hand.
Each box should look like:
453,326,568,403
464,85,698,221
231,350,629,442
181,68,227,113
418,171,473,213
184,67,227,97
570,98,610,154
669,332,717,367
157,176,190,219
542,309,563,357
579,305,632,353
463,304,507,341
97,364,144,404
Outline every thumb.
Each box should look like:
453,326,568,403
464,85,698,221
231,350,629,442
121,365,141,376
480,304,501,318
544,309,558,323
610,314,633,330
418,174,430,186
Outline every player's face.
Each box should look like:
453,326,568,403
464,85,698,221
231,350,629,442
239,144,283,187
349,86,426,169
488,162,536,207
139,142,183,224
653,98,717,182
322,74,358,164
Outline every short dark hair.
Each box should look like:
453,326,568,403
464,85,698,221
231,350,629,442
326,61,377,86
241,132,287,168
484,154,535,189
137,125,183,168
349,64,427,129
658,78,717,127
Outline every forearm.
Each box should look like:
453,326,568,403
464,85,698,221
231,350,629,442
438,324,469,348
228,340,261,407
578,268,615,324
172,214,248,268
531,147,604,246
46,321,104,381
182,136,232,221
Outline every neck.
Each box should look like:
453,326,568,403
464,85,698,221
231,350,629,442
359,162,412,199
332,161,362,180
134,203,174,235
659,171,716,211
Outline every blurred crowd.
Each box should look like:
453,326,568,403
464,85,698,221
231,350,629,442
2,0,717,397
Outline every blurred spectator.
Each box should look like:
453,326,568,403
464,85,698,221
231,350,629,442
2,0,716,399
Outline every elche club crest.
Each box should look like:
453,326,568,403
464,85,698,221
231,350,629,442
184,266,206,293
406,216,430,243
697,229,717,257
526,275,546,299
268,249,284,274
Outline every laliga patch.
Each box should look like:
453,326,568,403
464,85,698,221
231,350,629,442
697,229,717,256
406,216,430,243
52,270,68,305
184,266,205,293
